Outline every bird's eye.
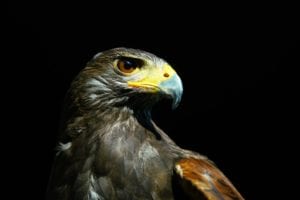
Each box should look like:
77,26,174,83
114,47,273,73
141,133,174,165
117,57,142,74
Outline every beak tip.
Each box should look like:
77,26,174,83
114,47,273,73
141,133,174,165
172,98,181,109
159,74,183,109
172,88,183,109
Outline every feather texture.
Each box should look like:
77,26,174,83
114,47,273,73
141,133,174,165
46,48,244,200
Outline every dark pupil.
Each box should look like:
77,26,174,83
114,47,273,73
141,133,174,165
123,60,135,69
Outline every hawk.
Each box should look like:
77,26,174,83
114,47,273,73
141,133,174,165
47,48,244,200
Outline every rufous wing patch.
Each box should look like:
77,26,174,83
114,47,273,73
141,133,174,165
174,158,244,200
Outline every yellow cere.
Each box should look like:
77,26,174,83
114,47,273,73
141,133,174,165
128,64,176,92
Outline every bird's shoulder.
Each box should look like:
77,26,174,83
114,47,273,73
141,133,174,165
173,155,244,200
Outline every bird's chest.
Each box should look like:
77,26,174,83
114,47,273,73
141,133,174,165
93,129,174,199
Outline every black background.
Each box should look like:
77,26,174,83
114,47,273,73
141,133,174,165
4,2,299,199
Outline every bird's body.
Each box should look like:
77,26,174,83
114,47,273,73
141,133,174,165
47,48,244,200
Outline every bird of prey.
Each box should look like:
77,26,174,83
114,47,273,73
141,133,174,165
46,48,244,200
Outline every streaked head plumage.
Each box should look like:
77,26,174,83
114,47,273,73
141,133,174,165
69,47,183,111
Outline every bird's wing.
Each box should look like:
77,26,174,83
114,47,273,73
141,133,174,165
174,157,244,200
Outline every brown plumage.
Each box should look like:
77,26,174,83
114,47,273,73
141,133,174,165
46,47,244,200
175,158,244,199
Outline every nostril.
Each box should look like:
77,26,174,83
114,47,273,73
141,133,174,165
163,73,170,78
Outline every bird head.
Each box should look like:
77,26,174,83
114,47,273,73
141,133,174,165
70,48,183,112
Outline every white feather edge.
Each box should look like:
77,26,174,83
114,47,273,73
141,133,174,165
56,142,72,155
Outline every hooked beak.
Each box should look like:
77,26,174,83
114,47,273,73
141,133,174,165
127,64,183,109
159,73,183,109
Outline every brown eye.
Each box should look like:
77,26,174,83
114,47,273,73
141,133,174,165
117,57,143,74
